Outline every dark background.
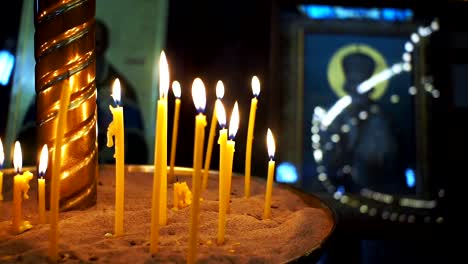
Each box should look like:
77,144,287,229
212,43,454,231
0,0,464,263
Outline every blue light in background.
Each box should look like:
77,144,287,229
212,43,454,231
299,5,413,22
276,162,298,184
337,185,345,195
405,168,416,188
0,50,15,86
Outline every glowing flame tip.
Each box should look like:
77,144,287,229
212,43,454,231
216,81,225,99
192,78,206,113
228,102,239,139
267,128,276,159
159,51,170,98
0,138,4,166
216,101,227,128
111,78,121,104
13,141,22,173
172,81,181,98
39,144,49,177
251,76,260,97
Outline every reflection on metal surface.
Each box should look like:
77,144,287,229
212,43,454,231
34,0,97,211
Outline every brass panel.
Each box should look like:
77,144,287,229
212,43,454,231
34,0,98,211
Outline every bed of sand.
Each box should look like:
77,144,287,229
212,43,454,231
0,166,334,263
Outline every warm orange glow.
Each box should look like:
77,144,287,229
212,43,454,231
39,144,49,177
216,81,225,99
13,141,22,173
112,78,121,104
252,76,260,97
172,80,181,98
192,78,206,112
267,128,276,160
216,101,227,127
159,51,170,99
0,138,4,166
228,102,239,139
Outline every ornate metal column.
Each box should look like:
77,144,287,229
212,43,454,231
34,0,98,210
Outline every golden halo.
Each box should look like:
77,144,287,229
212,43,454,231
327,43,388,100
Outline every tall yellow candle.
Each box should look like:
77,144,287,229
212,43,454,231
245,76,260,198
12,141,33,234
202,81,225,191
226,102,239,214
107,78,125,236
160,54,169,226
49,77,73,261
187,78,207,264
263,129,276,220
38,144,49,224
169,80,182,183
215,102,228,244
150,51,170,253
0,138,4,201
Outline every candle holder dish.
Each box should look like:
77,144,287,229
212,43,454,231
0,165,335,263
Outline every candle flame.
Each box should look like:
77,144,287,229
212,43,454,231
13,141,22,173
112,78,121,105
39,144,49,177
192,78,206,113
172,80,181,98
252,76,260,97
216,101,226,128
228,102,239,139
216,80,225,99
267,128,275,160
0,138,4,166
159,51,170,98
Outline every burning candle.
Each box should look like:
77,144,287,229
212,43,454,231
226,102,239,214
49,76,73,261
169,80,182,183
187,78,207,264
0,138,4,201
12,141,33,234
150,51,170,253
202,81,225,191
216,101,228,244
38,144,49,224
107,78,125,236
245,76,260,198
263,129,276,220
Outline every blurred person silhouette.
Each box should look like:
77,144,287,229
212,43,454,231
321,50,400,193
95,19,148,164
17,19,148,165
